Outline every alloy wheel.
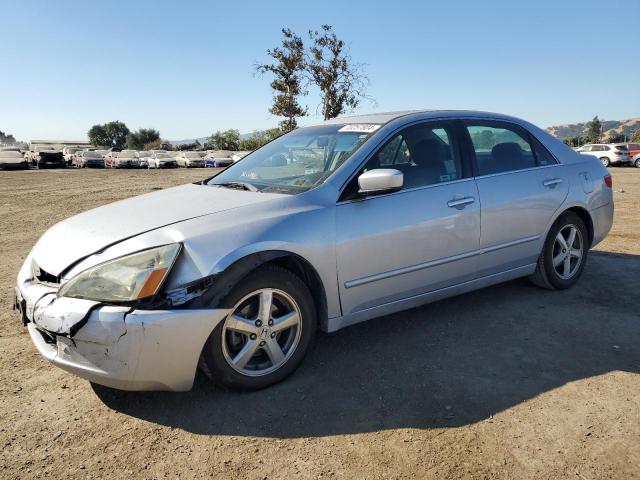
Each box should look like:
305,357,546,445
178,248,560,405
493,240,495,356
221,288,302,377
552,224,584,280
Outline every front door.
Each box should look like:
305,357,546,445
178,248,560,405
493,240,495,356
336,121,481,316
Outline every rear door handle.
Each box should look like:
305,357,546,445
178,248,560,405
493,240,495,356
543,178,563,188
447,196,475,208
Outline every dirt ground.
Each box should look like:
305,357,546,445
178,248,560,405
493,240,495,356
0,168,638,479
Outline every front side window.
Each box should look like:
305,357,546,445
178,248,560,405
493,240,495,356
207,124,375,194
353,122,462,192
466,123,536,175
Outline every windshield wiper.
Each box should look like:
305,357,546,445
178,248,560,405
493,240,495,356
213,181,259,192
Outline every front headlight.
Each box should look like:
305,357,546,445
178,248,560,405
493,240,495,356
58,244,182,303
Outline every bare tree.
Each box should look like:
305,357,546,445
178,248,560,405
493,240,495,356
307,25,370,120
256,29,307,132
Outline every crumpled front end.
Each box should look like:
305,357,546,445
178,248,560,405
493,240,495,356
15,254,230,392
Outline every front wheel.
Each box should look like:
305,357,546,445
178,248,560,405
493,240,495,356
529,211,588,290
201,265,316,390
600,157,610,167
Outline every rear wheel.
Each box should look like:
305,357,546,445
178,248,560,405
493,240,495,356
600,157,610,167
529,212,588,290
201,265,316,390
635,158,640,168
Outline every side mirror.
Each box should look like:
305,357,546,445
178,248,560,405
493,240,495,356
358,168,403,196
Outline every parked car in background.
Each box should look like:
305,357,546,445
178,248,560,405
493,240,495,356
204,150,234,168
575,143,631,167
0,150,29,169
148,152,178,169
15,110,614,392
136,151,151,168
62,147,81,165
29,149,66,169
232,151,252,162
106,150,138,168
176,151,204,168
75,151,105,168
623,143,640,167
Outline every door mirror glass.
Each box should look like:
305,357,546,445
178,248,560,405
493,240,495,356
358,169,403,196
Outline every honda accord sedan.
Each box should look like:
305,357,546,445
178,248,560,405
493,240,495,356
15,111,614,391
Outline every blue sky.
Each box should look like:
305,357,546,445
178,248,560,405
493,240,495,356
1,0,638,141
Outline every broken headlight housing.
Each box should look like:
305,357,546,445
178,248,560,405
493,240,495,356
58,244,182,303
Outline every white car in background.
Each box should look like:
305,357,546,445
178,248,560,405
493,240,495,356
62,147,81,165
176,151,204,168
0,150,29,169
575,144,631,167
232,150,252,162
148,152,178,169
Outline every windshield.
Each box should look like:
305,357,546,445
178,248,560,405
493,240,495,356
83,152,101,158
185,152,202,159
156,153,171,159
206,124,375,193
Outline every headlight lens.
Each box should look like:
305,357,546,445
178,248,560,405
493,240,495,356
58,244,181,302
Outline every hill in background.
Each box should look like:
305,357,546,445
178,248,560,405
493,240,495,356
546,118,640,141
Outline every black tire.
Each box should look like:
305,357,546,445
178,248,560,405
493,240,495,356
599,157,610,167
201,264,316,390
529,211,589,290
635,158,640,168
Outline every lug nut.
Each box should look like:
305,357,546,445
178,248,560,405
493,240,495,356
250,334,257,340
270,332,276,338
259,341,266,346
255,320,262,327
268,320,273,326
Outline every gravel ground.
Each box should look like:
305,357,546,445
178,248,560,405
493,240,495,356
0,167,638,479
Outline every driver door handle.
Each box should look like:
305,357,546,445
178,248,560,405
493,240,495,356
447,196,475,208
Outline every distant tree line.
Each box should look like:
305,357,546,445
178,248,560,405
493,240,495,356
0,130,17,144
207,128,282,151
88,121,161,150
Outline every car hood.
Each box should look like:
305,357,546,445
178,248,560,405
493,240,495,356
31,183,286,276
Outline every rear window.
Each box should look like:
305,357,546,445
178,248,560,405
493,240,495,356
614,145,628,150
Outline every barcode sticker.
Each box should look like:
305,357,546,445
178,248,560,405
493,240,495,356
338,124,381,133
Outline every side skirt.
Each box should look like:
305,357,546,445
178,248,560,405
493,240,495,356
325,263,536,333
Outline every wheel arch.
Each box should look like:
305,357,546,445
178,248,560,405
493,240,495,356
564,206,594,246
193,250,329,331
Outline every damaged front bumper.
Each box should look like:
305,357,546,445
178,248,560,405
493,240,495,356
15,266,230,392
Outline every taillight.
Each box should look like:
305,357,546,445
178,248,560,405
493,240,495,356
614,150,623,155
604,174,612,188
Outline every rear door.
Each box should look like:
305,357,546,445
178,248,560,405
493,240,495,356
461,120,569,277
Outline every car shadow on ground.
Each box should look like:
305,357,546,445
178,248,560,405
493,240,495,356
94,251,640,438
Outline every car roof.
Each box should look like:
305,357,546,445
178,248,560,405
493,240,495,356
317,110,535,127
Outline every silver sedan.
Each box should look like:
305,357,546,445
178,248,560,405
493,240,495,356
15,111,613,392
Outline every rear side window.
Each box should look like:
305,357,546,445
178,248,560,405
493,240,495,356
465,123,536,175
532,138,557,166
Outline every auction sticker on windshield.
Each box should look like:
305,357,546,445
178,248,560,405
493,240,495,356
338,124,381,133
